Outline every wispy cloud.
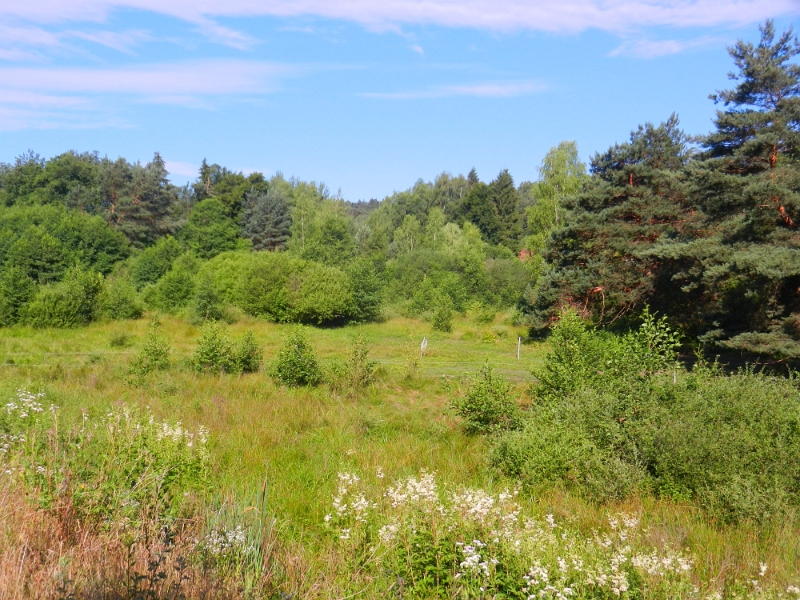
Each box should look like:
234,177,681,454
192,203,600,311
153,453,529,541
410,44,424,56
1,0,795,38
609,36,721,58
0,59,297,129
363,80,547,99
66,29,153,54
0,59,291,96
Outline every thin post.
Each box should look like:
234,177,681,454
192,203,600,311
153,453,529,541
517,337,521,360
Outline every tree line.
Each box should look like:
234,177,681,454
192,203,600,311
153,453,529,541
0,20,797,358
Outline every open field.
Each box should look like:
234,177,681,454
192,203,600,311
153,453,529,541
1,314,800,598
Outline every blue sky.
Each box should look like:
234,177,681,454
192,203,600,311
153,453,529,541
0,1,797,200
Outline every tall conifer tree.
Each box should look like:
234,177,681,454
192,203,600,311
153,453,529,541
489,169,522,250
241,187,292,251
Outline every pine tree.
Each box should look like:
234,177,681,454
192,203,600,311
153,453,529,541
529,116,692,329
462,181,500,245
656,20,800,355
111,153,181,246
489,169,522,250
241,187,292,251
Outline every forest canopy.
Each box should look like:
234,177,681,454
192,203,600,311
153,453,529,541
0,20,798,358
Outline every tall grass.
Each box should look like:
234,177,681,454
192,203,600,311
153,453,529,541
0,313,799,597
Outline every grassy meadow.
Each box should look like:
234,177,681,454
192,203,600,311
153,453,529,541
1,314,800,598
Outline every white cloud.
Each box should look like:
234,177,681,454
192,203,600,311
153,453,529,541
0,59,296,129
66,29,153,53
410,44,424,55
609,36,721,58
363,80,547,99
0,60,291,96
0,0,794,36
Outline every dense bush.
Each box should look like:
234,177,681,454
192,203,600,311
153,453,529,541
98,277,144,320
190,322,262,374
270,330,322,386
489,311,800,522
0,204,129,281
232,251,293,321
143,253,198,312
451,363,522,434
21,265,103,328
287,261,354,325
189,274,228,323
431,292,453,332
130,235,183,288
0,266,36,326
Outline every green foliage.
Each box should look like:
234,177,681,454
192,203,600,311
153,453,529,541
128,321,171,380
0,390,208,528
190,321,236,374
451,363,522,434
489,312,800,522
0,203,129,282
288,261,355,325
241,187,292,251
143,253,198,312
329,335,377,395
130,235,183,289
190,322,262,375
528,22,800,359
235,331,263,374
21,265,103,328
189,274,228,323
346,257,384,322
106,153,185,247
431,293,453,333
232,251,293,321
322,469,697,599
0,266,36,326
488,169,522,250
535,308,680,399
181,198,243,259
270,329,322,387
98,278,144,321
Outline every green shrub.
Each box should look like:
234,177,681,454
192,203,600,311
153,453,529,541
0,266,36,326
143,253,198,313
488,311,800,522
235,331,262,374
431,293,453,332
99,277,144,320
232,251,293,321
535,308,680,400
451,363,522,434
329,335,377,395
287,261,354,325
130,235,182,289
270,330,322,386
190,321,236,374
21,265,102,328
128,321,171,381
346,258,384,322
189,274,228,323
190,322,262,374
